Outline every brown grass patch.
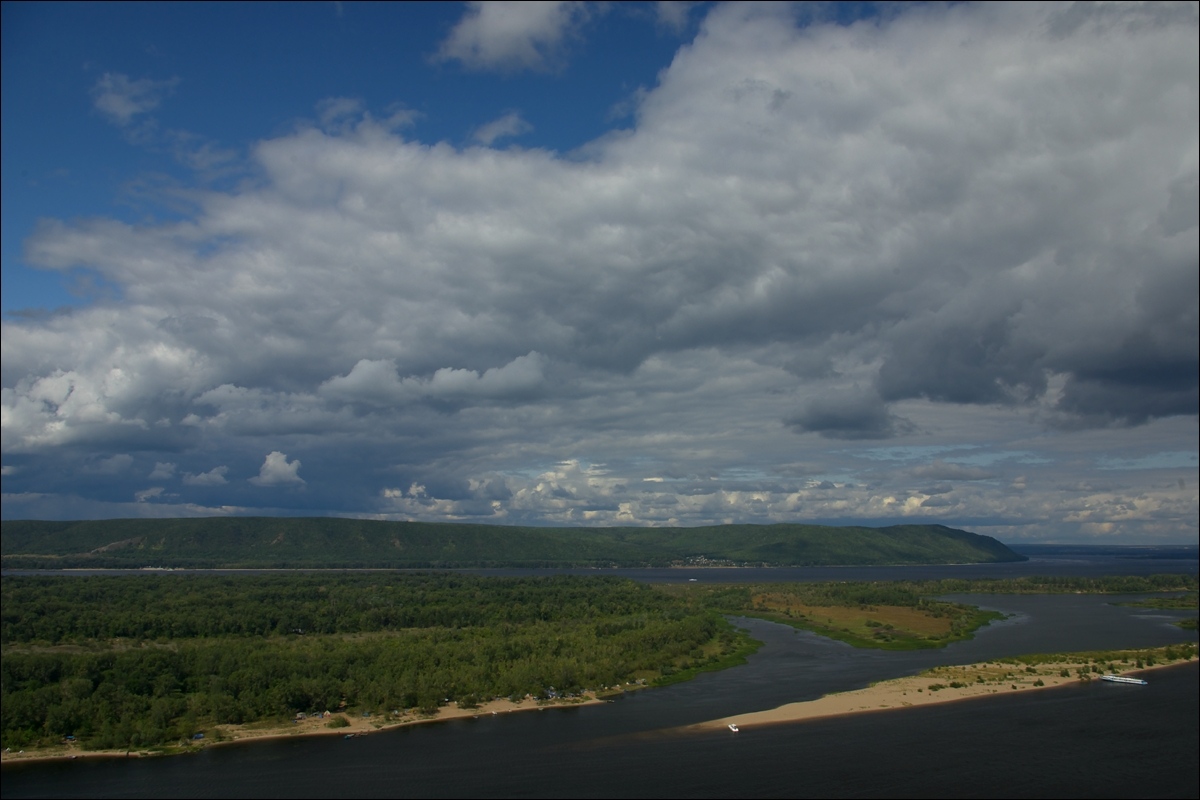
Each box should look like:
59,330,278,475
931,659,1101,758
751,595,955,638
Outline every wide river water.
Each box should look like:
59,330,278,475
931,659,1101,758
3,552,1197,798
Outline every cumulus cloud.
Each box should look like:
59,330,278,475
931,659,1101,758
318,360,406,407
148,462,177,480
3,2,1197,539
319,352,547,407
1,368,155,452
436,1,594,71
250,452,305,486
183,466,228,486
425,352,548,397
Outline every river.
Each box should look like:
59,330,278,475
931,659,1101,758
3,550,1196,798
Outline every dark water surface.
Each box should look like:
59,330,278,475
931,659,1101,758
3,555,1197,798
10,662,1194,799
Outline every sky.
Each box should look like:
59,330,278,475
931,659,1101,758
1,1,1197,544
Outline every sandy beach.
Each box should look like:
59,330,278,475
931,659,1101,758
690,655,1194,733
0,694,606,765
6,652,1194,765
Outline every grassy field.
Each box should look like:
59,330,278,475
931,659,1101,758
742,594,998,649
660,582,1004,650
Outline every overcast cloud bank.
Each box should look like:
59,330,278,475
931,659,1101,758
2,2,1196,542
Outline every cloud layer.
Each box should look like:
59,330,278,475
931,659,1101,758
3,2,1197,541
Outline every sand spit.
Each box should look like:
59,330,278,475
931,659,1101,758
691,656,1195,734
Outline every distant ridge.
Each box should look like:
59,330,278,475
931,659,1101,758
0,518,1024,569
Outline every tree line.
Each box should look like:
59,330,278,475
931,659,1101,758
1,573,746,751
1,517,1023,568
5,572,1190,753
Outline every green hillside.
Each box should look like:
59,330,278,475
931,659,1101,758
0,518,1023,568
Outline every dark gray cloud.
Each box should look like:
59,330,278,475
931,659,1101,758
877,315,1047,406
2,2,1197,542
785,390,913,440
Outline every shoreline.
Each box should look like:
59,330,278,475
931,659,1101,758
6,653,1194,765
687,656,1195,734
0,694,607,766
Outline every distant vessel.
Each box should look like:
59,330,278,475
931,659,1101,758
728,723,739,732
1101,675,1147,685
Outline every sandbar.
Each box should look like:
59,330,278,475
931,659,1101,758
689,656,1195,734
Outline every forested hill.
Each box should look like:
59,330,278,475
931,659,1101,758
0,519,1023,568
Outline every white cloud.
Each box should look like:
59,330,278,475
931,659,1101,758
183,466,229,486
318,359,407,406
148,462,177,480
135,486,166,502
473,111,534,146
317,96,366,128
90,72,178,127
88,72,239,177
427,351,547,397
2,371,126,451
3,2,1197,539
250,451,305,486
436,1,594,71
655,1,693,34
320,352,547,406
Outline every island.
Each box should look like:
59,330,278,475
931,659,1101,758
3,570,1194,762
690,644,1197,734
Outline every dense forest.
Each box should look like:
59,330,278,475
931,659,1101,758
4,572,1192,754
1,573,752,751
0,518,1023,568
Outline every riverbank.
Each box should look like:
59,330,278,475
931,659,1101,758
0,694,605,765
7,648,1194,765
690,652,1196,733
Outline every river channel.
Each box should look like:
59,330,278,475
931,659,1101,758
3,552,1196,798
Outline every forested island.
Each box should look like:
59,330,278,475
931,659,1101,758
2,572,1194,758
3,573,750,753
0,518,1022,569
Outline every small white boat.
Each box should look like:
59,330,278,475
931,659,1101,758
1101,675,1147,685
728,723,739,732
